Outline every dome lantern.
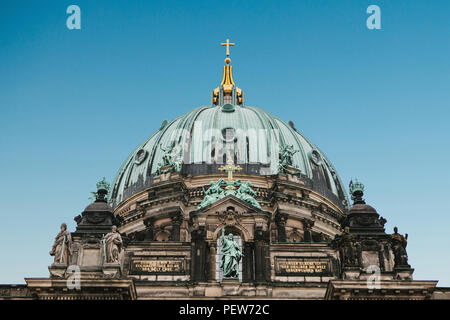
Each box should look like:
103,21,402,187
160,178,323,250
212,39,244,106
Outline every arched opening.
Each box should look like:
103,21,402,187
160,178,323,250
288,230,303,243
155,230,170,242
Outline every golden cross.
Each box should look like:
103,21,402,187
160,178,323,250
221,39,235,57
219,156,242,182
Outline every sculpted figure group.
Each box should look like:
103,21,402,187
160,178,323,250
50,223,123,266
197,178,261,210
156,142,182,175
278,144,300,174
332,226,410,269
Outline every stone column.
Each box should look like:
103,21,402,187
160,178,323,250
275,212,287,243
254,227,270,282
302,218,314,243
191,226,209,282
242,242,254,282
209,242,217,281
170,213,182,241
143,217,155,241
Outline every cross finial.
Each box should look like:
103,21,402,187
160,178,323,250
221,39,235,58
219,156,242,184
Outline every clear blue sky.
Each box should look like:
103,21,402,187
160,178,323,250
1,1,449,286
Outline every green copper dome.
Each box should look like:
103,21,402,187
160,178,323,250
110,105,348,209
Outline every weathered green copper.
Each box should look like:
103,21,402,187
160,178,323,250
89,192,98,202
197,178,261,210
220,228,242,278
197,179,226,209
97,177,110,192
90,177,110,201
349,179,364,201
110,105,349,208
278,144,301,174
235,180,261,209
222,103,235,112
156,142,181,175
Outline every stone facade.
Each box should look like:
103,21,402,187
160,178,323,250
1,170,448,300
1,52,448,300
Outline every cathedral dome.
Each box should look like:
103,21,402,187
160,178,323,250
109,104,348,209
109,45,348,211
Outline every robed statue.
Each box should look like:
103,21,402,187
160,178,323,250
391,227,409,267
102,225,123,264
331,226,360,268
49,223,72,265
220,228,242,278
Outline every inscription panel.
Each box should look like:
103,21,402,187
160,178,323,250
130,256,186,275
275,257,332,276
81,248,100,266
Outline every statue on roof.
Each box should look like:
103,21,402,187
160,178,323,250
102,225,123,264
235,180,261,209
332,226,361,268
97,177,110,192
197,178,226,209
279,144,300,174
349,179,364,202
391,227,409,267
156,142,182,175
49,223,72,265
89,177,110,201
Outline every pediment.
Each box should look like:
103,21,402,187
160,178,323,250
193,194,263,214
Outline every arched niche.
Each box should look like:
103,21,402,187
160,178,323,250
288,229,303,243
155,230,170,241
214,225,243,282
212,223,250,242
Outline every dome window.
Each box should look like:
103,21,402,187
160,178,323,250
221,127,236,142
309,150,322,166
134,149,148,165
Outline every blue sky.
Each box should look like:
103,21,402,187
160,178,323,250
1,1,449,285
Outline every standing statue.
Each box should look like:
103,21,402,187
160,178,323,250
391,227,409,267
197,178,226,209
102,226,123,264
235,180,261,209
49,223,72,265
220,228,242,278
332,227,360,268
